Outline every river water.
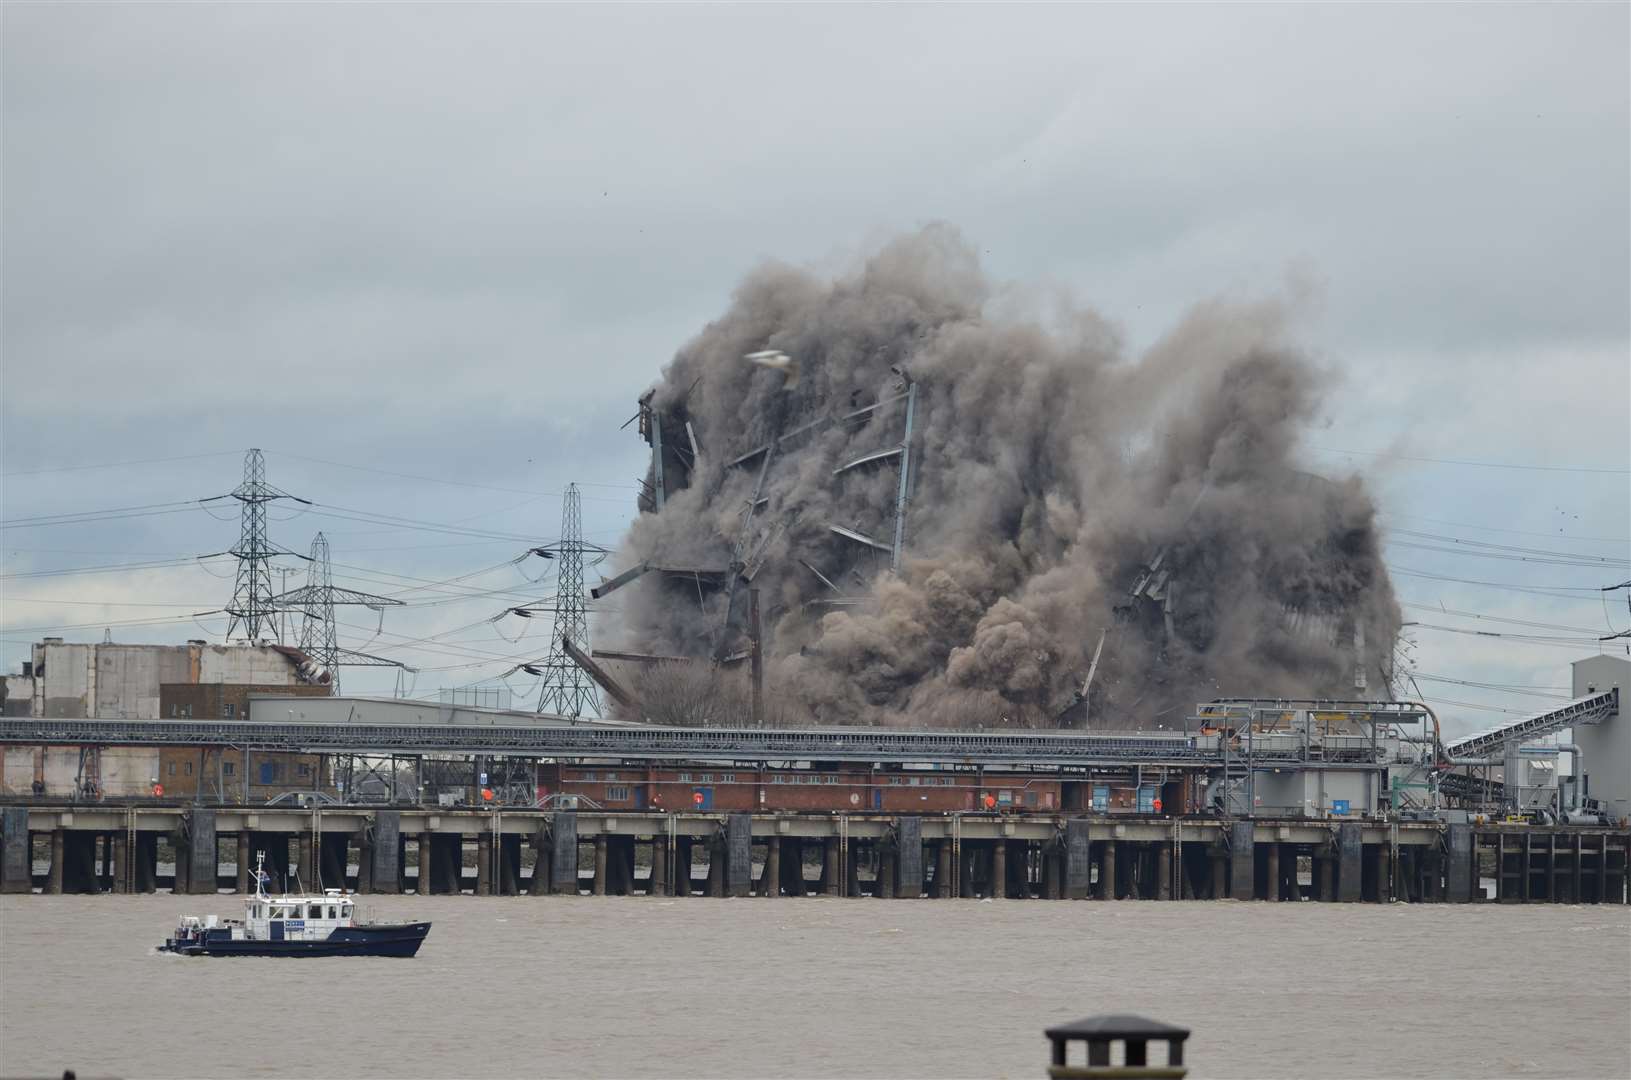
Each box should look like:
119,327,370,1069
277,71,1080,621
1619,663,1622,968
1,895,1627,1079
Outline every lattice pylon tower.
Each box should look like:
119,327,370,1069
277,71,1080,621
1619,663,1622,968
537,483,601,717
270,531,406,695
221,448,301,642
299,533,341,690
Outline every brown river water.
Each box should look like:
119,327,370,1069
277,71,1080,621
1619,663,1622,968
1,895,1627,1079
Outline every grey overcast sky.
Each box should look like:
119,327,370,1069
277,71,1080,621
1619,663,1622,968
2,3,1627,736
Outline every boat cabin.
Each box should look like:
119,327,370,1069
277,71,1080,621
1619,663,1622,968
244,888,355,942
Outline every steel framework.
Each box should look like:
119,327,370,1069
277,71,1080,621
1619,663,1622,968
535,484,603,718
210,449,309,642
1443,689,1619,760
269,532,407,694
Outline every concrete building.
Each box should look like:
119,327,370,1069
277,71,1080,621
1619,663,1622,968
1573,654,1630,825
16,638,324,719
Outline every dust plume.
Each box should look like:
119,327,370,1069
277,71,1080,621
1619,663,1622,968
607,225,1400,728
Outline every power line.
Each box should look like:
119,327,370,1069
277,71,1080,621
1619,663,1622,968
1387,529,1629,566
1398,601,1609,636
1308,445,1630,475
0,556,210,580
1,450,243,478
271,451,641,502
1381,513,1629,545
0,501,208,530
1388,540,1627,569
1386,564,1605,600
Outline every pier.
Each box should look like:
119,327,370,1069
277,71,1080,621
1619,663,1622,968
2,804,1625,903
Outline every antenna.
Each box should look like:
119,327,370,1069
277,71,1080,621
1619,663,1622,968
535,484,603,717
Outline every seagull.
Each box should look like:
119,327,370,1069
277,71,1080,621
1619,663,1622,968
744,349,799,390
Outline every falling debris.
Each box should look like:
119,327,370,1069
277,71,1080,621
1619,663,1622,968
744,349,801,390
609,225,1401,728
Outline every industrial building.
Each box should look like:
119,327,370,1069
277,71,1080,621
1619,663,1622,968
5,638,325,719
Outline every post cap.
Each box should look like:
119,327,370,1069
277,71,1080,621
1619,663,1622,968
1045,1015,1191,1042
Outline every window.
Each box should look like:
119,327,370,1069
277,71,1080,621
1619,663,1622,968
701,773,713,783
223,703,236,718
297,763,311,777
909,777,920,786
606,785,631,802
307,904,322,919
184,761,193,776
272,906,290,919
326,906,337,919
223,761,235,776
677,772,692,783
605,772,618,782
584,771,598,782
168,763,176,777
721,773,735,783
771,775,785,784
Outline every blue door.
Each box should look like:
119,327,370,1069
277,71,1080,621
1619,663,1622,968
1091,785,1109,812
270,920,285,942
694,787,713,810
1137,786,1156,813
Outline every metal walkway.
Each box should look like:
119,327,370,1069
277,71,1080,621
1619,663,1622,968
1444,688,1619,760
0,717,1227,767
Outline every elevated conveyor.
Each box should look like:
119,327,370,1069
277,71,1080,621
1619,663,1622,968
0,716,1216,767
1444,688,1619,760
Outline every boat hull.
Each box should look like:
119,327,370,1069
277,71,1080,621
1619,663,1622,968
160,922,431,958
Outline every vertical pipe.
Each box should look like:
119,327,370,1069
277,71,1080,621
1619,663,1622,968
47,831,66,894
592,835,607,896
823,836,840,896
749,588,764,729
1266,842,1280,903
236,832,250,894
991,841,1007,899
112,832,127,895
1102,840,1117,901
476,833,493,896
764,835,780,898
651,836,668,897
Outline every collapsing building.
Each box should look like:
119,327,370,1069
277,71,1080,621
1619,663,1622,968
599,226,1401,727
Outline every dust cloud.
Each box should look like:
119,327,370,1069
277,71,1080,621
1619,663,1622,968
610,226,1399,728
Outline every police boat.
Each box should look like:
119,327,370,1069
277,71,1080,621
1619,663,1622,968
159,853,431,958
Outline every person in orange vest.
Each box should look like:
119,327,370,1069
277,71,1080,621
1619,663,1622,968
481,787,494,803
981,793,997,812
1152,796,1163,814
152,781,165,798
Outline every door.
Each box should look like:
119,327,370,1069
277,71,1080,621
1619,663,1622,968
694,787,713,810
872,788,884,811
270,920,285,942
1137,785,1156,813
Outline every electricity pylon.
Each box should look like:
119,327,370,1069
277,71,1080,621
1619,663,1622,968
535,484,604,717
270,532,407,694
207,448,310,642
